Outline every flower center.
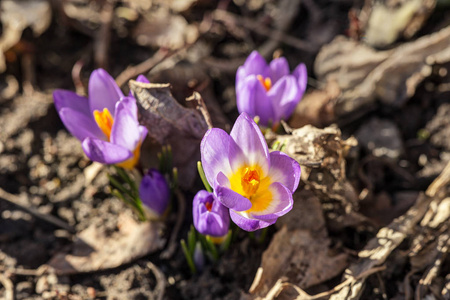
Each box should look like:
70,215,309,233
93,108,114,140
205,201,213,212
241,168,260,198
257,75,272,92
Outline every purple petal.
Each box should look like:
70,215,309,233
88,68,124,115
269,151,301,192
200,128,243,187
129,75,150,97
250,182,293,220
139,169,170,215
267,75,300,124
230,113,270,175
269,57,290,84
53,90,90,115
215,185,252,211
110,97,140,152
229,210,276,232
236,76,274,126
136,75,150,83
58,107,105,141
82,138,132,164
241,51,268,77
293,63,307,95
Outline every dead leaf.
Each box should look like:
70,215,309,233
275,125,360,218
326,162,450,300
315,26,450,122
47,214,165,275
0,0,51,72
249,189,347,299
129,81,209,188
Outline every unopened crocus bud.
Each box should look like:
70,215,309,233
193,190,229,237
139,169,170,217
193,241,205,272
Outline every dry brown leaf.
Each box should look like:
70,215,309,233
315,26,450,121
0,0,51,72
327,162,450,300
47,214,165,275
129,80,209,188
249,189,348,299
275,125,360,219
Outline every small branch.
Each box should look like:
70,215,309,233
0,274,14,300
115,48,170,87
0,187,75,233
147,262,166,300
94,0,114,69
160,189,186,259
186,91,213,129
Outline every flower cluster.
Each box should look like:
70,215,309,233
236,51,307,126
53,69,149,170
200,112,301,231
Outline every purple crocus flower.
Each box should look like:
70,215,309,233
236,51,307,126
139,169,170,217
193,190,230,237
53,69,149,169
201,112,301,231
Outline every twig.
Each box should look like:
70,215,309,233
212,9,314,52
281,265,386,300
186,91,213,129
147,262,166,300
160,189,186,259
0,265,48,277
115,48,170,87
94,0,114,69
72,58,86,95
0,274,14,300
0,187,75,233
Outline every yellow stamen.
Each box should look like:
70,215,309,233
257,75,272,92
117,141,141,170
93,108,114,140
241,168,260,198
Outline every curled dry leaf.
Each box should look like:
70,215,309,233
274,125,360,223
0,0,51,72
249,189,348,299
129,80,209,188
315,26,450,122
47,214,165,275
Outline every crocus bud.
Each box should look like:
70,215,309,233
139,169,170,217
193,190,229,237
193,241,205,272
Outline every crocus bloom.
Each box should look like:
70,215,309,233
139,169,170,217
201,112,301,231
236,51,307,126
53,69,149,169
193,190,230,237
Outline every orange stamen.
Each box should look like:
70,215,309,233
93,108,114,140
257,75,272,92
241,168,260,198
205,201,213,212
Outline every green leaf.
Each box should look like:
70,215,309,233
197,161,212,193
